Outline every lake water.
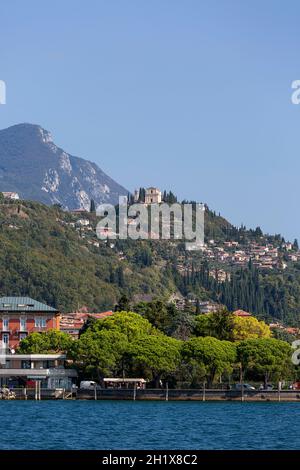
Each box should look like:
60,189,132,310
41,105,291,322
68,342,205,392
0,401,299,450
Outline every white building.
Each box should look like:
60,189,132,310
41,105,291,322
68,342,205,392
145,187,162,204
0,353,77,389
1,192,20,200
76,219,90,227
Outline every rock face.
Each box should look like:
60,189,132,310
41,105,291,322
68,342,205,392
0,123,128,209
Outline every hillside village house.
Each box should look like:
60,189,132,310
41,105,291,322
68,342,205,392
60,311,114,339
233,309,252,318
1,192,20,200
0,297,60,351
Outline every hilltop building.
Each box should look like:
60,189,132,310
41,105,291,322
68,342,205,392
145,187,162,204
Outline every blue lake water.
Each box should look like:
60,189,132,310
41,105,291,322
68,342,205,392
0,401,299,450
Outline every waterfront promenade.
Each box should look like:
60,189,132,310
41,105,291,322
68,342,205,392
4,387,300,402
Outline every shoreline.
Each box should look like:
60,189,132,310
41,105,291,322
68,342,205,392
2,388,300,402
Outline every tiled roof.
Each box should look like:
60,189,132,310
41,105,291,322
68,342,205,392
60,311,114,329
233,309,252,317
0,297,58,312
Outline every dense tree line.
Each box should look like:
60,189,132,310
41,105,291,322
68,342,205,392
178,260,292,322
18,310,296,389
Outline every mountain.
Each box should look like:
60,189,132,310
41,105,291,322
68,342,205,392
0,123,128,209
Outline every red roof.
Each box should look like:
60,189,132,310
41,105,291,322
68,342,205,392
60,311,114,329
88,311,114,319
233,309,252,317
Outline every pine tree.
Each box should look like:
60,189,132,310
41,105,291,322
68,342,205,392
90,199,96,213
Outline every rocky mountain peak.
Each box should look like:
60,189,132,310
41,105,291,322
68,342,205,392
0,123,128,209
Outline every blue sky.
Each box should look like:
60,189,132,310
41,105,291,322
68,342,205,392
1,0,300,241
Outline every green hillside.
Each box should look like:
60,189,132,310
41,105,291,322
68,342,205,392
0,198,300,325
0,200,175,312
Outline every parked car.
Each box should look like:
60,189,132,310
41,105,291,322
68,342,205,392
259,383,273,391
231,383,256,391
79,380,99,390
289,382,300,390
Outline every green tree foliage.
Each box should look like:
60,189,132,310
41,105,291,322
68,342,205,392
90,199,96,213
18,329,73,354
133,300,177,334
138,187,146,203
20,310,296,387
0,201,176,313
129,335,181,385
135,246,153,267
232,316,271,341
115,266,125,287
73,327,129,381
162,190,178,204
271,327,297,344
179,260,296,322
88,311,158,341
1,199,300,325
72,311,176,383
114,294,131,312
181,337,237,387
194,309,235,341
78,316,97,337
237,338,292,386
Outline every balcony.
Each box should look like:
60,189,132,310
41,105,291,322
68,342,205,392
15,329,28,335
0,368,77,378
1,328,12,334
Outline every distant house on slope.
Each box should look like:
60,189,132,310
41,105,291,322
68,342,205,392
233,309,252,318
1,192,20,200
71,208,88,215
60,311,114,339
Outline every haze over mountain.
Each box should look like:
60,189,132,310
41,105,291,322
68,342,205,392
0,124,128,209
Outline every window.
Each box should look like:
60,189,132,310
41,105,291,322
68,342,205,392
42,360,54,368
2,333,9,345
19,333,27,341
2,318,9,331
20,317,27,331
21,360,31,369
35,317,46,328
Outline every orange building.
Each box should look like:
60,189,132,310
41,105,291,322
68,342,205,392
60,311,114,339
0,297,60,351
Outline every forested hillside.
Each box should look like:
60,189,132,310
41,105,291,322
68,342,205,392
1,197,300,325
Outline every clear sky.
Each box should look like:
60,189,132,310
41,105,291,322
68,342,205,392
1,0,300,241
